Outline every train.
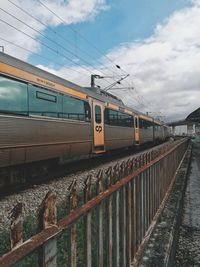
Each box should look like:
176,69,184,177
0,52,170,188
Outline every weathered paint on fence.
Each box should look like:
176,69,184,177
0,138,189,267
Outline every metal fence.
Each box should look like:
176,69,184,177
0,138,189,267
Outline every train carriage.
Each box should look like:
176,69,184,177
0,52,170,181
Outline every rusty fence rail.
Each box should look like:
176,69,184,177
0,138,189,267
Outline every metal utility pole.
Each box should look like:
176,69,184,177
91,74,102,87
90,74,130,91
0,46,4,52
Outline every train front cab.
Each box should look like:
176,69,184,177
92,101,105,154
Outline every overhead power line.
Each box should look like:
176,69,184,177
0,36,86,76
1,0,151,105
0,7,100,72
2,2,126,88
7,0,119,77
37,0,129,75
0,17,95,76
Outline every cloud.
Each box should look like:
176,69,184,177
102,0,200,121
0,0,108,59
36,0,200,122
1,0,200,122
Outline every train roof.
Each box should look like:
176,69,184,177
0,52,128,107
0,52,166,125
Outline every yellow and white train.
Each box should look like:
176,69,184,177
0,52,170,186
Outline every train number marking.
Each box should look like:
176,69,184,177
95,126,102,133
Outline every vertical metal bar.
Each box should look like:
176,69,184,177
121,185,126,267
137,176,141,247
84,176,92,267
97,171,104,267
85,213,92,267
105,169,113,267
68,180,77,267
133,177,137,256
107,195,113,267
152,163,155,217
144,169,148,234
97,203,103,267
127,181,132,266
140,173,144,241
155,163,157,214
151,164,154,221
156,162,159,212
149,165,152,225
158,161,161,207
160,157,164,202
115,190,120,267
70,224,77,267
143,170,146,236
146,167,150,231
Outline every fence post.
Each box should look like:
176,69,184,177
84,175,92,267
37,191,57,267
106,168,113,267
68,179,77,267
10,203,23,250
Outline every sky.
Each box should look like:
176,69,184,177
0,0,200,122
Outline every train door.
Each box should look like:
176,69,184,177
135,116,140,145
92,102,105,153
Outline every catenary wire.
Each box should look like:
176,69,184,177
0,7,105,74
1,1,152,108
0,6,122,88
37,0,129,75
0,36,87,76
0,17,98,76
7,0,121,78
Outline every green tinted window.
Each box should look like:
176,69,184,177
104,108,133,127
36,91,57,102
62,95,86,121
0,76,28,114
28,85,60,117
139,118,154,129
95,105,101,123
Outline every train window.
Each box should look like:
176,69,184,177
139,118,153,129
36,91,57,102
104,108,133,127
109,109,118,125
135,117,138,128
95,105,101,123
28,85,60,117
0,76,28,115
62,95,87,121
84,102,91,121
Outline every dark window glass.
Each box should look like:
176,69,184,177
109,109,118,125
36,91,57,102
135,117,138,128
104,108,133,127
0,76,28,115
84,102,91,121
104,108,109,124
29,85,60,117
62,95,86,121
95,105,101,123
139,119,154,129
